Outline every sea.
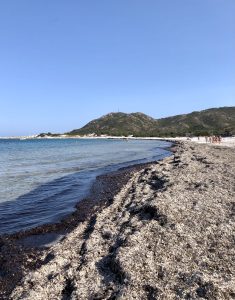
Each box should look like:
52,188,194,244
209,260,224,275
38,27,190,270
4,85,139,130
0,138,171,234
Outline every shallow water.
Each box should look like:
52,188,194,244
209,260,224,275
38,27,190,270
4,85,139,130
0,138,171,234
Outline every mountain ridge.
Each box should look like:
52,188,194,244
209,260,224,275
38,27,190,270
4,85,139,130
67,106,235,137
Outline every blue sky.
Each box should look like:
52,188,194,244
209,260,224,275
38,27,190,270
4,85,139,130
0,0,234,136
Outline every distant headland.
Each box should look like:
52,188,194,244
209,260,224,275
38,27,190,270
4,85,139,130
2,106,234,139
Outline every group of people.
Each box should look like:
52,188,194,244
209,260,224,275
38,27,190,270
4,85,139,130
203,136,222,144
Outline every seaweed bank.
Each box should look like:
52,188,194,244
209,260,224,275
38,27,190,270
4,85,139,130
3,142,235,299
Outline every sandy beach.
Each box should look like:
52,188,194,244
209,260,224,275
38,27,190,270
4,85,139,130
1,141,234,299
1,0,234,298
168,136,235,148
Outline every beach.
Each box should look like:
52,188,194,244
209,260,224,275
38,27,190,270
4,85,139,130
1,141,235,299
168,136,235,148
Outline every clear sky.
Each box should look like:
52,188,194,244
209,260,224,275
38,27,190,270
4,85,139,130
0,0,234,136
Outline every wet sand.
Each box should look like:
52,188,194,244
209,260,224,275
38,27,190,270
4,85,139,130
1,142,235,299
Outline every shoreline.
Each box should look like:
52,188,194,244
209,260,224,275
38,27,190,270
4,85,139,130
0,143,176,298
0,138,172,235
1,141,235,299
1,135,234,149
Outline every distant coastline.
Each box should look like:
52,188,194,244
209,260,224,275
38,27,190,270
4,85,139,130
2,106,235,140
1,134,235,147
0,135,170,140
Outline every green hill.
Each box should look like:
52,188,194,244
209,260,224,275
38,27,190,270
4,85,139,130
68,106,235,137
68,112,156,137
156,106,235,137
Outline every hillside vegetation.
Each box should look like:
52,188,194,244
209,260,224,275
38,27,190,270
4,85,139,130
68,107,235,137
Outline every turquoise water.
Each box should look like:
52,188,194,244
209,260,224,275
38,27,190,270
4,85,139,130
0,138,171,234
